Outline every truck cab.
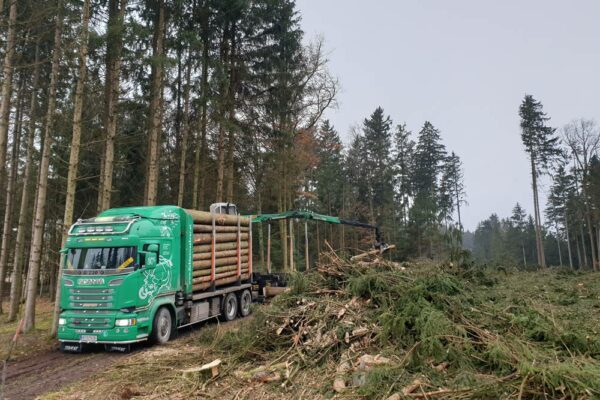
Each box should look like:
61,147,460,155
58,205,256,352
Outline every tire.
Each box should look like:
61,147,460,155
221,292,238,322
150,307,172,344
237,289,252,317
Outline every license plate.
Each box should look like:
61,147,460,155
80,335,97,343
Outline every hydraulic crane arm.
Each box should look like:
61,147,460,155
250,211,389,251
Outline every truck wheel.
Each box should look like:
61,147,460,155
238,289,252,317
221,293,238,322
151,307,172,344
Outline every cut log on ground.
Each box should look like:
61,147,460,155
350,245,396,261
181,359,222,378
264,286,291,297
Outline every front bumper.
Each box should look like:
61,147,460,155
57,311,150,344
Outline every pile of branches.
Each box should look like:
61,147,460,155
210,251,600,399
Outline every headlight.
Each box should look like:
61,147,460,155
58,318,67,325
63,279,74,287
115,318,136,327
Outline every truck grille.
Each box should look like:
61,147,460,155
69,288,115,309
70,316,113,329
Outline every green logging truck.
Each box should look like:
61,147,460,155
57,204,387,352
57,204,254,352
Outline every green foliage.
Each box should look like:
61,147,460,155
200,257,600,399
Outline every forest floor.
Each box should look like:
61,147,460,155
4,259,600,400
0,298,57,361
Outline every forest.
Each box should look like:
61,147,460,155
0,0,466,335
3,1,600,399
470,102,600,272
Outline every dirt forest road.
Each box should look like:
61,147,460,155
2,347,130,400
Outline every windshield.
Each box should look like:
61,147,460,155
66,247,137,270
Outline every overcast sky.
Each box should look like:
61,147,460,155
295,0,600,230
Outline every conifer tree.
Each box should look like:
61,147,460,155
144,0,166,205
546,162,576,269
362,107,394,224
519,94,560,268
314,120,344,215
0,0,17,192
410,121,446,256
98,0,127,212
23,0,64,332
393,123,414,225
511,203,529,266
51,0,91,336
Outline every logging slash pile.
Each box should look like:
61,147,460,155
207,252,600,399
185,210,251,292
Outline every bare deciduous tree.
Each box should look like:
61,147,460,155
563,118,600,270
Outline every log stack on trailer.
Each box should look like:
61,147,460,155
185,210,252,292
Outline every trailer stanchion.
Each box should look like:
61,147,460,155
289,219,294,272
317,221,321,265
304,221,309,271
267,223,271,274
249,220,253,276
211,211,216,283
236,214,241,277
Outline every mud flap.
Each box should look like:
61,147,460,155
104,343,131,353
60,342,83,353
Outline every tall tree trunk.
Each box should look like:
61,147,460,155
530,157,546,268
555,228,563,267
177,53,192,207
0,77,24,313
98,0,127,212
580,225,588,269
192,5,210,210
225,125,235,202
454,180,462,229
22,2,63,332
565,218,574,270
51,0,90,336
215,122,226,202
215,26,230,202
225,24,237,203
584,202,597,271
597,225,600,271
145,0,165,205
575,235,582,270
278,178,287,271
0,0,17,196
8,41,41,321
